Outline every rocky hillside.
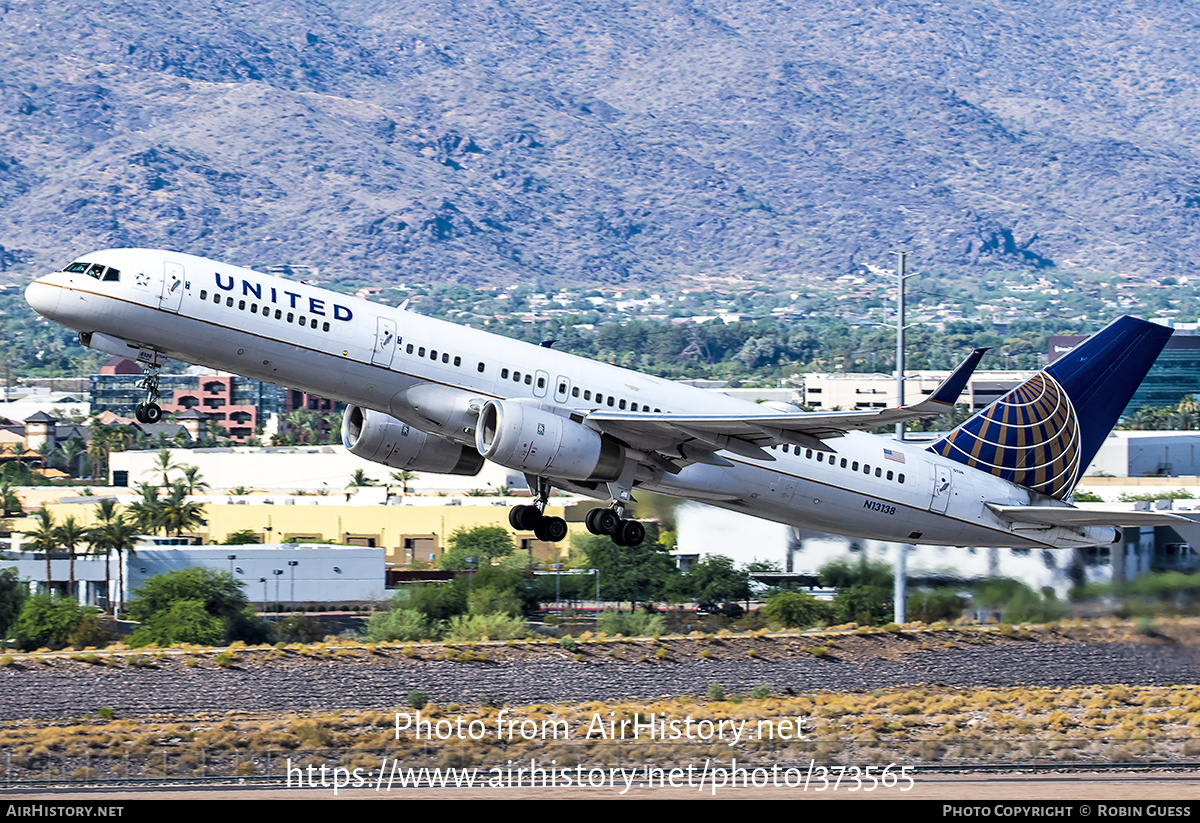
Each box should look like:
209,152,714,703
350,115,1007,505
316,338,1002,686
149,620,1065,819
2,0,1199,287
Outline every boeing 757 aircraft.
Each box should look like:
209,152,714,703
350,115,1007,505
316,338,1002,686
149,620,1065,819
23,249,1188,548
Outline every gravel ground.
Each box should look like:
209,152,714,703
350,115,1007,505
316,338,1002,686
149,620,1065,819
2,630,1199,720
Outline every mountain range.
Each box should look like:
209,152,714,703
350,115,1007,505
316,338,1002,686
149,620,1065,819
2,0,1199,289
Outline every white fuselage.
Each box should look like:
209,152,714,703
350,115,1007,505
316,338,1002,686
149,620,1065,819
25,249,1114,550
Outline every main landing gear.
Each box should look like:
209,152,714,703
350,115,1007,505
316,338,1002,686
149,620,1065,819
508,474,649,546
134,363,163,424
508,475,569,543
584,506,646,547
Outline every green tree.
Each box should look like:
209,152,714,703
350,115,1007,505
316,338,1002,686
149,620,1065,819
437,526,515,570
0,567,28,639
820,557,894,625
675,555,750,604
13,593,90,650
126,567,269,646
578,532,677,608
762,590,832,628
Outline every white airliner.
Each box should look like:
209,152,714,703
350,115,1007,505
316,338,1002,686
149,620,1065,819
23,249,1188,549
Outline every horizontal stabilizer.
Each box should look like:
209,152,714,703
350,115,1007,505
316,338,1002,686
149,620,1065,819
986,503,1198,528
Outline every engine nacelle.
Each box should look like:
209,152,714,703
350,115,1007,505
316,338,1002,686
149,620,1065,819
342,405,484,476
475,399,625,482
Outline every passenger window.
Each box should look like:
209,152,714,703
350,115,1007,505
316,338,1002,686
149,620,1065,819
852,461,859,471
619,399,626,410
584,391,591,401
418,347,426,357
875,467,881,477
524,374,532,385
226,297,234,307
430,350,438,360
595,393,603,403
323,322,330,332
805,449,813,459
287,312,294,323
477,362,485,373
841,458,847,468
513,371,521,381
537,377,545,389
200,290,207,300
572,387,579,397
818,453,824,462
898,474,906,484
453,356,460,366
275,309,282,319
214,294,221,304
238,300,246,310
443,353,449,364
501,368,509,379
251,304,258,314
607,396,614,406
886,470,894,481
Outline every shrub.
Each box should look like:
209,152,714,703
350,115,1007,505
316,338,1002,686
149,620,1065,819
707,682,726,700
14,594,91,651
443,613,530,642
596,609,666,637
762,591,832,628
366,608,439,642
408,690,428,710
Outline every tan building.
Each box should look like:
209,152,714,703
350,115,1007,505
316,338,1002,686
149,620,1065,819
802,370,1033,412
18,498,585,568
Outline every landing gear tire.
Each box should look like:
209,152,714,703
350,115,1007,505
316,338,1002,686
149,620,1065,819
534,515,568,543
509,504,542,531
587,508,621,536
618,519,646,547
134,403,162,424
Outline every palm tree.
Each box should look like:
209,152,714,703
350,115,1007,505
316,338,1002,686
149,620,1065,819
347,469,379,488
126,483,164,535
181,465,209,495
26,507,57,592
147,447,185,488
158,481,205,538
390,470,418,497
57,437,88,478
53,515,87,600
90,500,138,614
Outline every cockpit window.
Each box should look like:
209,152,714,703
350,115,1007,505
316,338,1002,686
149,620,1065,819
62,261,120,281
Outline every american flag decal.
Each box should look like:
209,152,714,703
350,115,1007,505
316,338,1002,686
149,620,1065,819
883,448,905,464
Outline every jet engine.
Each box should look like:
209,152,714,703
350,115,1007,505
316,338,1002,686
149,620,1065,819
475,400,625,482
342,405,484,476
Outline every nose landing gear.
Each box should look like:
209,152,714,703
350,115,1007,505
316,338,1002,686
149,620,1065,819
134,365,163,424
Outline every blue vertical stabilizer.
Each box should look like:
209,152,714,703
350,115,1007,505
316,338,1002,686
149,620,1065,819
927,316,1172,499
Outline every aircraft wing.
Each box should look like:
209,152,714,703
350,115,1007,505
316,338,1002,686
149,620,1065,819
986,503,1200,528
585,347,989,460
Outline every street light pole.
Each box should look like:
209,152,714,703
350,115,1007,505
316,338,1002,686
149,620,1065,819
288,560,299,613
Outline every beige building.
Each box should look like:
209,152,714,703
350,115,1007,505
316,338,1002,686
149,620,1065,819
12,497,585,568
802,370,1033,412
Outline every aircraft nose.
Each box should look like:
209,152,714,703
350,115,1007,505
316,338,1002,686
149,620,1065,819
24,278,60,319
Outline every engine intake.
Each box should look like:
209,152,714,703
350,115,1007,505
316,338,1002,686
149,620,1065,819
475,400,625,482
342,405,484,476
